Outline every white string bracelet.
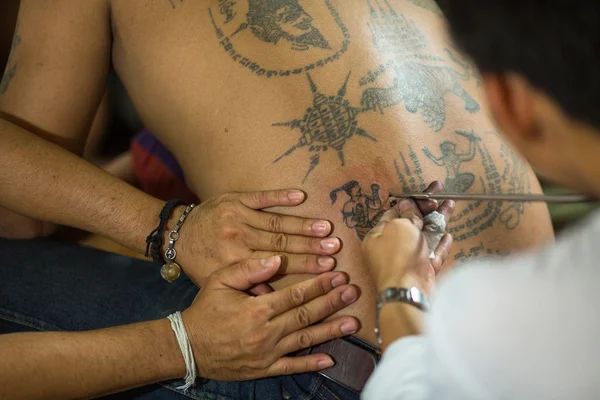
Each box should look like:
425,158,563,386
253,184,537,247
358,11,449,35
167,311,197,391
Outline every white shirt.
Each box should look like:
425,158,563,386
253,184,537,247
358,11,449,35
363,211,600,400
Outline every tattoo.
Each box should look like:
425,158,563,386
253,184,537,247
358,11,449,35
168,0,184,9
330,181,388,240
359,0,479,131
454,243,510,264
395,130,532,242
498,145,532,230
395,146,427,192
272,73,376,182
0,22,21,95
423,130,478,193
406,0,443,17
209,0,351,78
445,48,483,88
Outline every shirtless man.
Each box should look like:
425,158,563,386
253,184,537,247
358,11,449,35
0,0,554,398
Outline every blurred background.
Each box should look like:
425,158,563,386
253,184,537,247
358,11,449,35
0,0,595,233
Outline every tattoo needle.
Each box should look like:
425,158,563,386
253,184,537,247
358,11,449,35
389,193,595,203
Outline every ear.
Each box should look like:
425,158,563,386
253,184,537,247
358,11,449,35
482,73,542,145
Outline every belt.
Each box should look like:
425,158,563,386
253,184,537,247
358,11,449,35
298,336,380,393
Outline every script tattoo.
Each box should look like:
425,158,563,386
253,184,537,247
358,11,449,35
454,243,510,264
209,0,351,78
273,73,376,182
0,22,21,95
395,146,427,192
498,145,532,230
359,0,479,132
330,181,389,240
406,0,443,17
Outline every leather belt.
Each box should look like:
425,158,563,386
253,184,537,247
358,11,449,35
297,336,380,393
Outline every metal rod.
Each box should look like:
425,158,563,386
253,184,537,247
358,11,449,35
389,193,595,203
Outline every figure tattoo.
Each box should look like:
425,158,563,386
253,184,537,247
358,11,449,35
273,73,376,182
445,48,483,88
406,0,443,17
454,243,510,264
330,181,388,240
359,0,479,131
423,130,478,193
0,22,21,95
396,130,532,242
209,0,351,78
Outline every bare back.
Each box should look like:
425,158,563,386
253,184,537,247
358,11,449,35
2,0,554,345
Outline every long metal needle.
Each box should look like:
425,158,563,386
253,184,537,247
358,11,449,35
389,193,595,203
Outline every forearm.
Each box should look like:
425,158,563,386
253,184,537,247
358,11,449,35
0,117,162,253
0,319,185,400
378,303,424,351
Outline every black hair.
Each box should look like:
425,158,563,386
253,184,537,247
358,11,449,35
438,0,600,129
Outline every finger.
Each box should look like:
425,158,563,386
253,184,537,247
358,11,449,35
213,256,281,291
364,207,400,239
436,199,456,221
251,251,336,274
260,272,348,317
265,355,335,377
237,189,306,210
244,209,332,238
415,181,444,215
249,283,275,296
394,199,424,230
274,285,360,336
276,317,359,356
432,233,453,274
246,230,341,255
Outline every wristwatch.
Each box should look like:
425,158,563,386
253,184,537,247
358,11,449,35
374,287,430,345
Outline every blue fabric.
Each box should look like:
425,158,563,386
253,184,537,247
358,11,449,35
0,238,359,400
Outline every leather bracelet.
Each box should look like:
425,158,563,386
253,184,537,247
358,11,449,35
145,199,186,266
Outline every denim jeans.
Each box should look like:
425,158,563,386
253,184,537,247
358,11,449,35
0,238,359,400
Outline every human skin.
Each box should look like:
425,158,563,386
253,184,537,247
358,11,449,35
0,0,554,345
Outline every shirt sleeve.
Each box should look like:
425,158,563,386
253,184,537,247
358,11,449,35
362,221,600,400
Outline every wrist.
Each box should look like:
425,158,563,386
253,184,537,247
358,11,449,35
378,303,424,351
148,319,187,380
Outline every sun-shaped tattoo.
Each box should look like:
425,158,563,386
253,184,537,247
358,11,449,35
273,72,376,182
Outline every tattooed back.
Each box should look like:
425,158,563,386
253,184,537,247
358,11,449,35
1,0,554,344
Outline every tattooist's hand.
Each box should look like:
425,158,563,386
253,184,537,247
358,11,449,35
362,182,455,294
182,255,359,380
171,189,341,286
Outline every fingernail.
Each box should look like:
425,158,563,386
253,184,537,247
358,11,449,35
320,238,340,250
311,221,330,235
318,256,335,269
331,274,347,288
317,358,334,369
261,256,280,268
341,321,358,335
288,190,305,202
341,287,358,304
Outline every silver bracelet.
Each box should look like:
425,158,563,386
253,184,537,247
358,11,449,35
374,287,429,345
161,204,196,283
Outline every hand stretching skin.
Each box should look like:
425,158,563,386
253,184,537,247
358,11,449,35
0,256,359,400
0,119,339,281
170,190,341,287
362,181,455,350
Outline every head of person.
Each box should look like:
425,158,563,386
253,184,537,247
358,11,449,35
439,0,600,194
247,0,330,49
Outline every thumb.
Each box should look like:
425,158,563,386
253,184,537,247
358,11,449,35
213,256,281,291
365,208,400,239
